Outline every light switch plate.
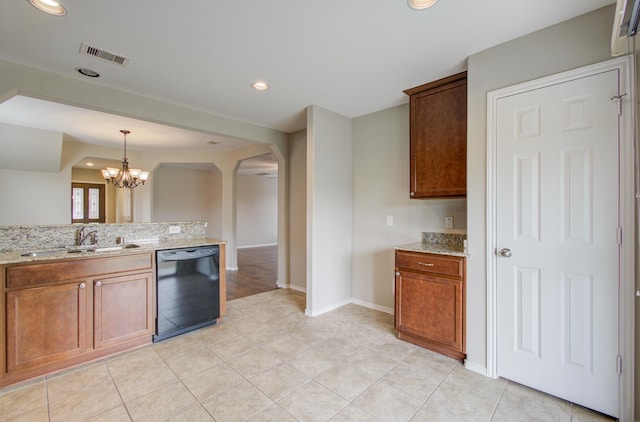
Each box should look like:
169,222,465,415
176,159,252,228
169,225,181,234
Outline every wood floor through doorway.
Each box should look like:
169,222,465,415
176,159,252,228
226,245,278,300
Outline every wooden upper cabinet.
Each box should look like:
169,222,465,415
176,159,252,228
404,72,467,198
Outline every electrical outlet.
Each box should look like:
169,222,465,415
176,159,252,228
445,216,454,229
386,215,393,226
169,225,181,234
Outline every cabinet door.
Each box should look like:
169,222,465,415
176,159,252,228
93,272,153,349
6,281,87,372
409,74,466,198
395,270,463,351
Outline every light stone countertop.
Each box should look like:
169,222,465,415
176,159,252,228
0,238,226,265
395,242,466,257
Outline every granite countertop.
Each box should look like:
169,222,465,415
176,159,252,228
395,231,467,257
0,238,226,265
395,242,466,257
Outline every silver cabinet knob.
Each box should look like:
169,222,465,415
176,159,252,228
78,283,85,289
498,248,512,258
94,281,102,287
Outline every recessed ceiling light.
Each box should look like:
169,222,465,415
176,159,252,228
251,81,269,91
75,67,100,78
27,0,67,16
86,162,94,167
408,0,438,10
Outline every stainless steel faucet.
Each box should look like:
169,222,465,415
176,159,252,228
77,227,98,245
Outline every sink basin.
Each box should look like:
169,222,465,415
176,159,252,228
67,244,140,253
20,249,65,257
22,244,142,257
93,246,124,253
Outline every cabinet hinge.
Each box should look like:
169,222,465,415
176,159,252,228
616,355,622,375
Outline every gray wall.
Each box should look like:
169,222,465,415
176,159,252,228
289,129,307,292
236,174,278,247
351,104,466,311
306,105,353,315
152,165,222,239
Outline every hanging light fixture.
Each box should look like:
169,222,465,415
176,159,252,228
101,130,149,189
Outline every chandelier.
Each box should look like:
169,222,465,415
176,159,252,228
101,130,149,189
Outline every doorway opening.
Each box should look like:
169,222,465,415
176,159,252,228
229,153,278,300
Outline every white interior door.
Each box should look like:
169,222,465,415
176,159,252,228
494,69,620,417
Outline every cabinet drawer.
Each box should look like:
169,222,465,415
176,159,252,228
6,253,153,289
395,250,462,277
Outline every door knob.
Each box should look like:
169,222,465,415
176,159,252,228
498,248,512,258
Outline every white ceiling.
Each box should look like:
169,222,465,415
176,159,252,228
0,0,614,151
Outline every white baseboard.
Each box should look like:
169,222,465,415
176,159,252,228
274,282,306,293
351,298,393,315
464,361,489,377
288,284,306,293
237,243,277,249
305,297,352,317
304,297,394,317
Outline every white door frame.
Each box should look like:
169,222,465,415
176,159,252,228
485,56,635,420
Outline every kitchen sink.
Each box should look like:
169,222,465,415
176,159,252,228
20,249,66,257
21,244,142,257
67,244,141,253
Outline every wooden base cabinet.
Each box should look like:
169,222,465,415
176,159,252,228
1,253,154,387
93,272,153,349
6,281,87,372
395,250,466,361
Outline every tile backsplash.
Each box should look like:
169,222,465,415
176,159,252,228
0,222,207,251
422,231,466,250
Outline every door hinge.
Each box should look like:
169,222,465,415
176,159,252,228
611,93,627,116
617,227,623,245
617,355,622,375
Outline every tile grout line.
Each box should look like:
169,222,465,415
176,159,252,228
44,376,51,422
343,351,410,422
406,359,459,421
103,358,135,421
569,402,574,421
245,364,313,422
151,345,219,421
488,378,509,421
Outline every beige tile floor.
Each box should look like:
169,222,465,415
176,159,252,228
0,289,616,422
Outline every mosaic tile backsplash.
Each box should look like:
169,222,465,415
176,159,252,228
421,231,466,249
0,221,207,251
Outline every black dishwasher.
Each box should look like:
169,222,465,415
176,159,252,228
154,245,220,342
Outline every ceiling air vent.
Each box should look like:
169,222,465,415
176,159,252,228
79,42,130,67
